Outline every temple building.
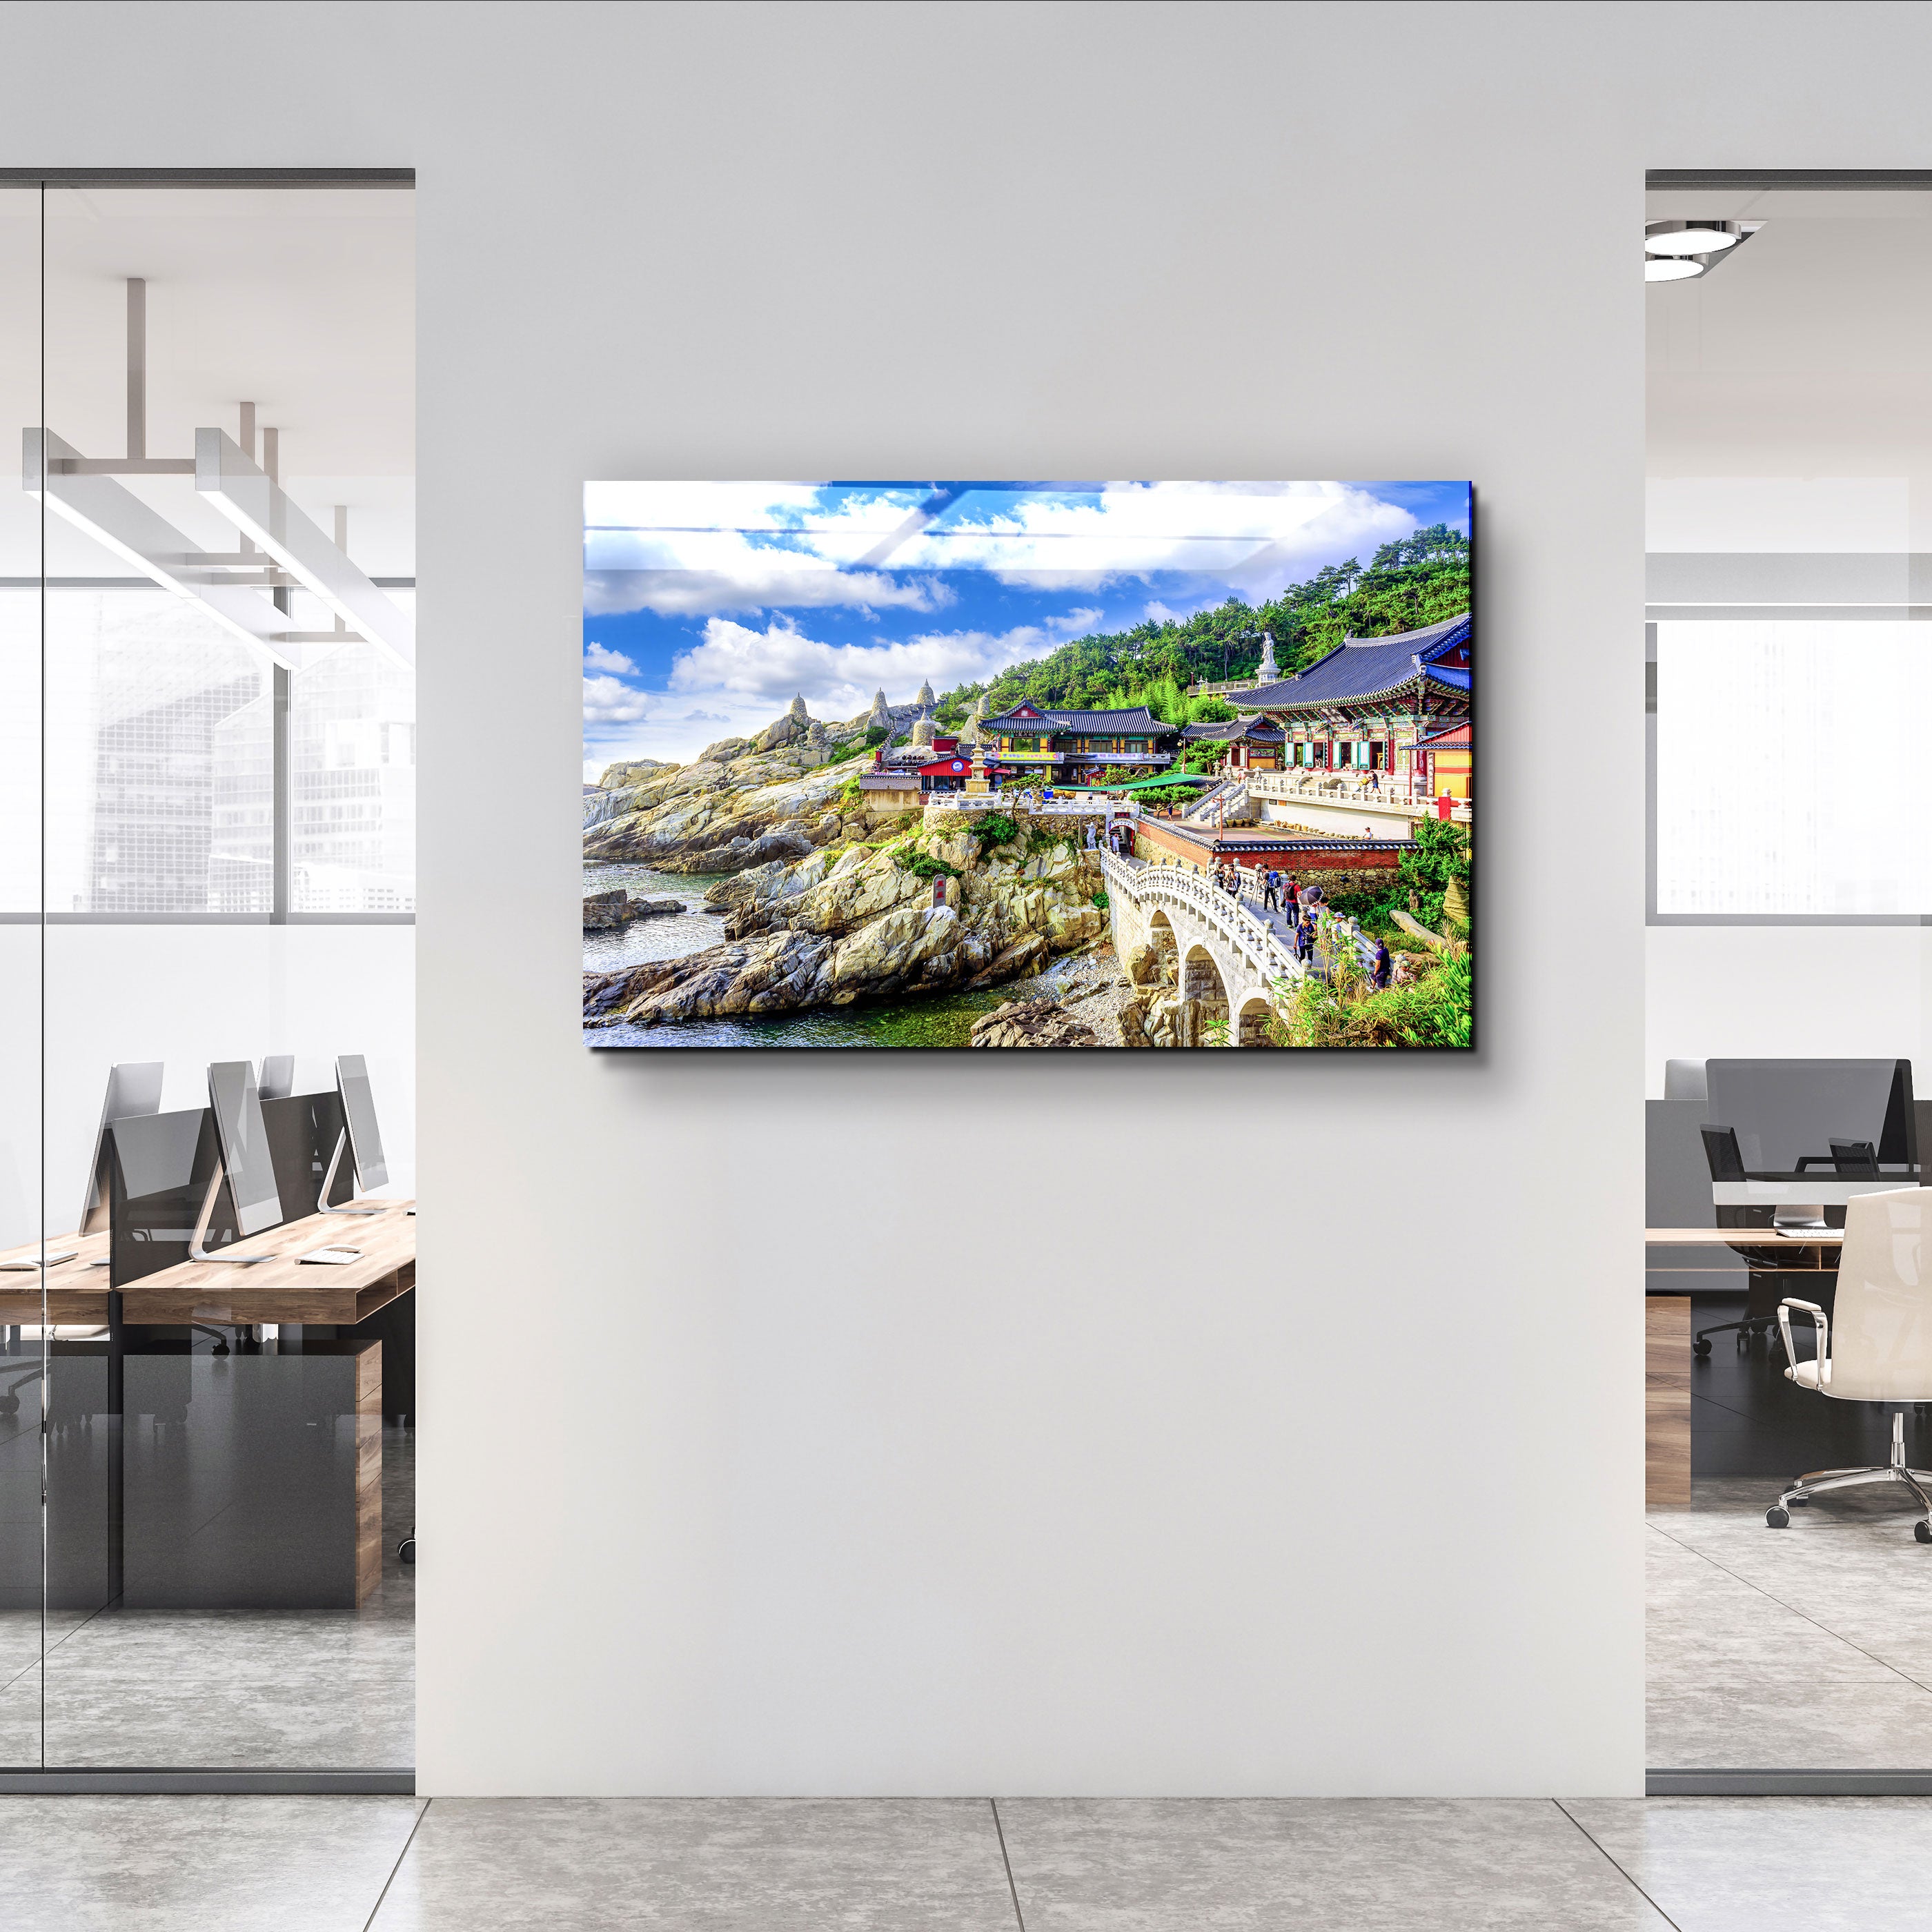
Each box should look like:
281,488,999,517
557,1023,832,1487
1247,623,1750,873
977,702,1179,785
1231,611,1470,801
1179,717,1286,772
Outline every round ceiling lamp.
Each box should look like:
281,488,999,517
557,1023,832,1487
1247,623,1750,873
1646,225,1740,257
1645,257,1705,282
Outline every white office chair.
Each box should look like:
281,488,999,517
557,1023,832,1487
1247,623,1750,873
1771,1185,1932,1541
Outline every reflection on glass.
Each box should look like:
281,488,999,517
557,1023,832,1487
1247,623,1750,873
295,624,417,914
9,181,417,1777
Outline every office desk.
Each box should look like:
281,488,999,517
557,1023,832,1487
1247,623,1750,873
122,1198,415,1325
1647,1227,1842,1247
1643,1227,1842,1509
0,1200,413,1325
0,1201,413,1608
0,1232,111,1323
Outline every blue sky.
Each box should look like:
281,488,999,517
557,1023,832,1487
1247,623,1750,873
582,480,1470,776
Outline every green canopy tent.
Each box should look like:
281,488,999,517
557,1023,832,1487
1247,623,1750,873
1059,773,1216,795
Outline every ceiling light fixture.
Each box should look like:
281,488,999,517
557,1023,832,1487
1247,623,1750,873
195,431,414,669
1643,218,1762,286
19,276,411,671
1645,225,1740,256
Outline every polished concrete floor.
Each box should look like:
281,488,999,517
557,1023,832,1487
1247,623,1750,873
1649,1475,1932,1769
1652,1308,1932,1771
0,1426,413,1768
4,1792,1930,1930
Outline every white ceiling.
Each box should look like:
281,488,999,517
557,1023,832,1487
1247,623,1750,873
1648,200,1932,546
0,184,414,578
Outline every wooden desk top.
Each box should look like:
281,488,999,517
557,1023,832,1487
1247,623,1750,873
1646,1226,1843,1245
0,1200,414,1325
0,1231,112,1322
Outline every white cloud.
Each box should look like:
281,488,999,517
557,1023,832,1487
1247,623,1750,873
893,482,1414,593
670,613,1085,712
584,480,961,618
584,640,636,674
582,480,1418,615
583,674,653,724
584,565,948,619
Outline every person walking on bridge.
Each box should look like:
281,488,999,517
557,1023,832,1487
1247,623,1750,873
1261,866,1280,913
1284,874,1301,923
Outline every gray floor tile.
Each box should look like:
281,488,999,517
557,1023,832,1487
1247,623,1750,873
995,1797,1668,1930
1565,1795,1932,1932
0,1793,420,1932
1645,1678,1932,1770
0,1607,415,1768
1648,1490,1932,1767
368,1797,1018,1931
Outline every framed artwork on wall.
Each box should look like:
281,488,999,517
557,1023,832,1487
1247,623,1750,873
582,481,1472,1049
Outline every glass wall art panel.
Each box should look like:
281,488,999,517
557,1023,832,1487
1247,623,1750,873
582,480,1473,1049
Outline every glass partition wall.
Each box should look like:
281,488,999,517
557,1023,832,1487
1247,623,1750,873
0,174,415,1787
1646,172,1932,1791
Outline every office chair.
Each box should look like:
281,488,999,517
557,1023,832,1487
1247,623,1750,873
1693,1125,1836,1357
1768,1185,1932,1541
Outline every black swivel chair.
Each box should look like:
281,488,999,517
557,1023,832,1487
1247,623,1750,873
1693,1124,1840,1357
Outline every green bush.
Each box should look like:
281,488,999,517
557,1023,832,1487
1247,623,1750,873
1092,890,1110,912
972,812,1018,852
1270,941,1471,1048
896,852,960,881
1324,819,1472,935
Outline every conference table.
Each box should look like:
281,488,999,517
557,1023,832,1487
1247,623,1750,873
1643,1225,1841,1511
0,1201,415,1608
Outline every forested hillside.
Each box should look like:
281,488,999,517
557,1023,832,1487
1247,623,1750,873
937,522,1470,727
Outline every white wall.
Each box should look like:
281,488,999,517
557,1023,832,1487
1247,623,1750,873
1646,927,1931,1098
0,925,416,1248
8,0,1924,1799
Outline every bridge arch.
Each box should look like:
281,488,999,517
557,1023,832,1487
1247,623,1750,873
1236,988,1282,1047
1101,849,1303,1047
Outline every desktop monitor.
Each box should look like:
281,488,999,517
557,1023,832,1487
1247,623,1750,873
206,1061,284,1236
107,1106,221,1284
78,1062,164,1234
1704,1058,1917,1180
257,1054,295,1101
335,1054,388,1194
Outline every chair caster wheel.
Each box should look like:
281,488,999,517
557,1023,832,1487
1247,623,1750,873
1693,1340,1712,1358
0,1396,16,1417
397,1536,415,1564
1915,1521,1931,1546
1767,1507,1790,1528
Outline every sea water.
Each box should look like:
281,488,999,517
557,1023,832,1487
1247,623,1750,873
582,860,1023,1048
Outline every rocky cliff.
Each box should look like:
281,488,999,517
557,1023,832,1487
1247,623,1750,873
583,811,1109,1029
583,709,883,874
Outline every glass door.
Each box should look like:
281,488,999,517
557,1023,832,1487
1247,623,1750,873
2,173,416,1782
0,179,48,1768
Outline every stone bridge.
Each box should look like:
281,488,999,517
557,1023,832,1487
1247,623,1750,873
1099,851,1305,1046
